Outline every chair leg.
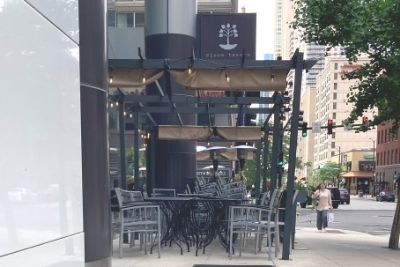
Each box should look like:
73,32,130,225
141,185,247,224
119,228,123,258
267,228,272,261
144,233,148,255
229,225,233,258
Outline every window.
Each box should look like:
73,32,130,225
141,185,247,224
135,12,145,27
331,151,335,157
332,132,335,138
331,142,335,148
333,113,336,119
385,129,387,143
383,152,386,165
333,93,337,100
392,150,394,164
333,102,337,109
117,12,134,28
334,83,338,90
334,73,338,80
334,63,338,70
377,131,380,144
107,10,116,27
377,153,380,166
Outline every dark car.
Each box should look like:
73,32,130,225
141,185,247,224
339,188,350,204
328,187,340,209
376,191,395,202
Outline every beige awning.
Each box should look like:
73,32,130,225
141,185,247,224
109,68,288,91
158,125,261,141
170,69,288,91
109,69,164,88
158,126,212,141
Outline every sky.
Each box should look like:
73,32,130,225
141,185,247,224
238,0,275,59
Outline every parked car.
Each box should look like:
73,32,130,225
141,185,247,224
339,188,350,204
328,187,340,209
376,191,395,202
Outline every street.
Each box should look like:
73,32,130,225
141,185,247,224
296,196,397,235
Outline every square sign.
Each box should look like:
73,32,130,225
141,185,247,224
312,122,321,133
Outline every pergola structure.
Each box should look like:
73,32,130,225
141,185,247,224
108,50,316,259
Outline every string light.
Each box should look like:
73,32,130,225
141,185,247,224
110,102,114,108
109,74,113,84
142,72,146,84
225,72,230,83
129,113,133,118
115,101,119,107
123,111,127,116
271,74,275,82
187,66,192,75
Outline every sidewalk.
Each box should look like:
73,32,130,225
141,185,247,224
276,227,400,267
112,227,400,267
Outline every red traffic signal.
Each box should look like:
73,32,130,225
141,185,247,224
327,119,333,135
362,116,369,125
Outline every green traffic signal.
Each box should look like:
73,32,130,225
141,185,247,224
301,122,308,137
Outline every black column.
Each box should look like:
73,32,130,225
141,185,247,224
79,0,111,266
145,0,197,193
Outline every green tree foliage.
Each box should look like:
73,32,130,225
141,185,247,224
293,0,400,132
294,0,400,248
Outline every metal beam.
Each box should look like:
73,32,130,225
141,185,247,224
136,106,273,114
109,58,296,70
133,113,140,191
118,96,127,189
270,99,282,192
120,95,283,105
282,51,304,260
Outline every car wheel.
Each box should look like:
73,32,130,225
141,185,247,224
300,202,306,208
332,203,339,209
346,200,350,204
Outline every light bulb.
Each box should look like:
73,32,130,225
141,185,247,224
188,67,192,75
115,102,119,107
109,76,113,84
271,74,275,82
142,74,146,84
110,103,114,108
129,114,133,118
123,111,127,116
225,73,230,83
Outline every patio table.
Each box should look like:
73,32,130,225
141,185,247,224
145,196,245,255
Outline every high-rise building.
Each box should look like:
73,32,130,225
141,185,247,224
295,88,316,179
313,56,376,169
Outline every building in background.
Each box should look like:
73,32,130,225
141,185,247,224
331,149,375,195
313,56,376,169
375,122,400,194
295,88,316,179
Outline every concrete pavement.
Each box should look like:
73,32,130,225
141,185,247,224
112,225,400,267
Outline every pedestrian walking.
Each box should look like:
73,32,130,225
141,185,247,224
314,183,333,232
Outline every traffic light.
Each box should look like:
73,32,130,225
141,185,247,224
299,110,304,124
278,151,284,166
302,122,308,137
245,113,257,126
362,116,369,125
327,119,333,135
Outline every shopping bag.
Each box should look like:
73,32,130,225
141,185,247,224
328,212,334,223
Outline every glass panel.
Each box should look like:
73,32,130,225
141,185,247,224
108,10,116,27
116,12,134,28
135,12,145,27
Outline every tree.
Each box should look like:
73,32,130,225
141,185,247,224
293,0,400,249
315,162,341,185
293,0,400,132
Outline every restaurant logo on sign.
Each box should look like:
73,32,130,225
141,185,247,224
198,14,256,60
